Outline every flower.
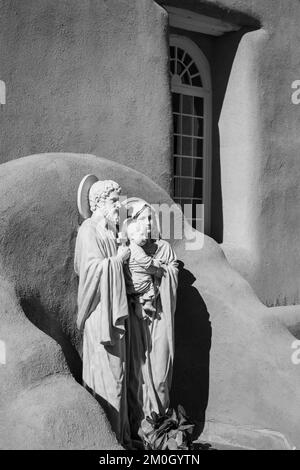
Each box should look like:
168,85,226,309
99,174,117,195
140,405,195,450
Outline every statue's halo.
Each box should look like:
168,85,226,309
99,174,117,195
77,174,99,219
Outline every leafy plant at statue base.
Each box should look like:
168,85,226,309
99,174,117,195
140,405,196,450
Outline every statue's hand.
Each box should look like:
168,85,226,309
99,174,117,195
155,266,166,279
117,245,130,263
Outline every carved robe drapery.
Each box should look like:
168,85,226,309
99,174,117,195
126,239,178,438
74,217,131,445
74,218,178,446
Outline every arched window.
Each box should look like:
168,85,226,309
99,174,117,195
170,35,212,233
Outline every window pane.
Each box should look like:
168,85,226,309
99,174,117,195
181,71,191,85
189,62,199,76
181,178,194,198
193,179,203,198
182,95,193,115
172,93,180,113
170,59,175,75
170,46,175,59
194,97,203,116
174,156,181,176
177,62,184,76
193,138,203,157
174,178,181,197
173,113,181,134
182,116,193,135
182,137,192,156
181,157,192,177
194,117,203,137
192,75,202,87
177,48,184,61
193,158,203,178
174,135,181,155
183,53,192,67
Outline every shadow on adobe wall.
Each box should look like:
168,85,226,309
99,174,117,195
21,296,83,384
21,258,212,440
171,260,212,437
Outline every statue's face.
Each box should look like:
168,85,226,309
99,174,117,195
103,190,121,224
136,207,151,236
128,221,148,247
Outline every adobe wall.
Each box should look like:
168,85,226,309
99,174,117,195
159,0,300,306
0,152,175,449
210,0,300,307
0,0,299,450
216,0,300,306
0,0,172,191
0,0,300,303
0,152,299,449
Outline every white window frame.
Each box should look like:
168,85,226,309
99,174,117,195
170,35,212,235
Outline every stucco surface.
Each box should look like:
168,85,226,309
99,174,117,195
158,0,300,307
0,0,172,191
217,0,300,308
0,152,299,449
1,0,300,306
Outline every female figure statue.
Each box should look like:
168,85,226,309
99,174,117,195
122,200,178,440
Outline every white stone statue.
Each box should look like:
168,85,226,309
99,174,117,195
74,176,178,448
124,218,163,318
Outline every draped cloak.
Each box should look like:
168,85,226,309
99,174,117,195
74,217,178,446
74,217,131,445
126,240,178,438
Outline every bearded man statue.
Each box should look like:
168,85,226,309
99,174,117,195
74,177,131,447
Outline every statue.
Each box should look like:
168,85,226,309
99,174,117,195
124,218,163,318
74,175,178,448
